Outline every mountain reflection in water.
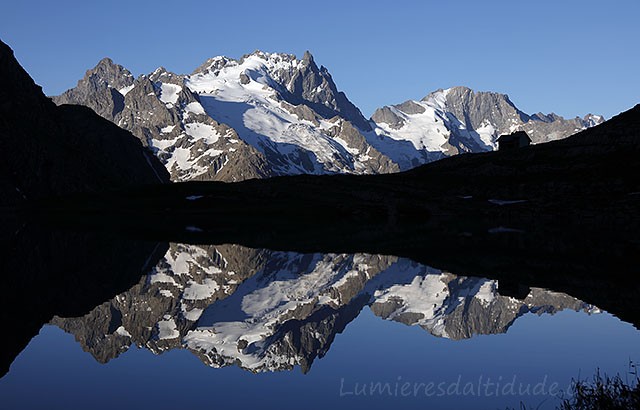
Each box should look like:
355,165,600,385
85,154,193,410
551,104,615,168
51,244,598,373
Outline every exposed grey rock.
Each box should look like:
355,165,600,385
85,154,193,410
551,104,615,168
53,58,134,119
371,106,405,129
280,101,321,126
271,50,372,131
395,100,426,115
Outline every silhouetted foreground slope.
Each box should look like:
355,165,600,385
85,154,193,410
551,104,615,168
33,104,639,242
0,40,169,206
24,104,640,330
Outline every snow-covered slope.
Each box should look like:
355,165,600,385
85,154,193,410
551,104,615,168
186,51,397,176
369,86,605,169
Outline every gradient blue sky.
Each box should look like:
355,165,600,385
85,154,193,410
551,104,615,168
1,0,638,119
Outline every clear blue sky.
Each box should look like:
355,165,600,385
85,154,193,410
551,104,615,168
1,0,638,119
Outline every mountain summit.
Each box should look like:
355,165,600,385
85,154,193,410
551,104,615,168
54,53,604,182
369,86,604,169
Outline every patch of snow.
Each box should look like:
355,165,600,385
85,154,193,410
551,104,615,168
183,308,204,322
488,226,524,234
159,289,174,298
157,317,179,340
150,271,179,286
475,281,497,304
488,199,528,205
374,102,450,151
183,278,219,301
115,326,131,337
118,84,135,96
185,101,206,115
475,120,498,150
373,273,451,337
159,83,181,105
185,122,220,144
151,137,177,150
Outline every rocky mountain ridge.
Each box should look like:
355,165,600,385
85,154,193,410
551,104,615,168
54,52,603,182
370,86,604,168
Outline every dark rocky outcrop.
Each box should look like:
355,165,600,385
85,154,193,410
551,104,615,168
0,40,169,206
370,106,405,129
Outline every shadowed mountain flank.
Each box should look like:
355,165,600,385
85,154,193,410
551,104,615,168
0,40,169,206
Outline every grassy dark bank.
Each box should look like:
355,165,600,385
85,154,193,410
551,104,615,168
510,366,640,410
559,370,640,410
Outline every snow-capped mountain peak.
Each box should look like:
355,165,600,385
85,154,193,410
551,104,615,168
182,50,392,176
53,54,604,182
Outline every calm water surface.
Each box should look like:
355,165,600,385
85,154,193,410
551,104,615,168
1,244,638,409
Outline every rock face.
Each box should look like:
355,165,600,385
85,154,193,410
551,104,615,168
0,40,169,205
52,245,597,373
270,50,373,131
54,57,134,119
369,86,604,169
